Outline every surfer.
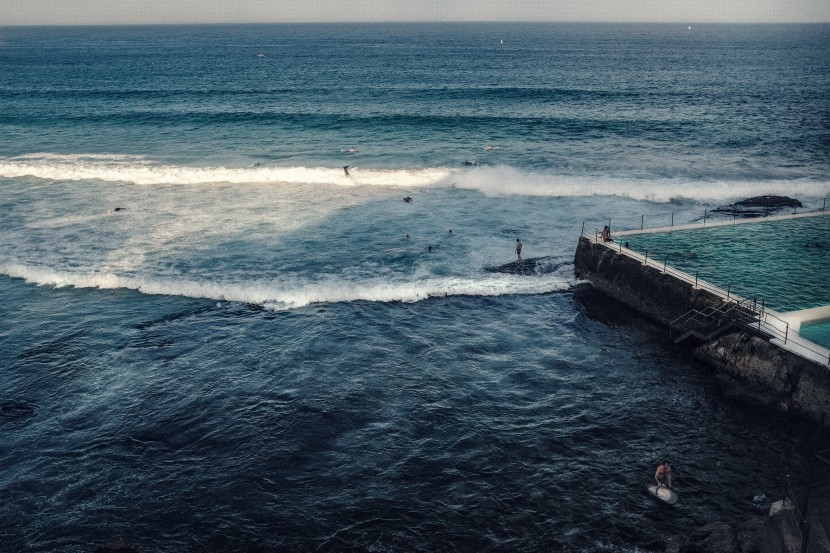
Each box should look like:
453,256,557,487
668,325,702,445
113,206,125,212
516,238,522,262
343,165,350,176
655,460,672,489
601,226,613,242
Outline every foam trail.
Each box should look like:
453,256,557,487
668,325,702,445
0,262,574,309
0,154,454,187
3,154,826,202
453,165,830,203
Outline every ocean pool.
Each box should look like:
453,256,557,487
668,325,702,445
800,320,830,350
620,214,830,313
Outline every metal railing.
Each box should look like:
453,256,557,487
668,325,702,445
579,226,830,368
581,198,829,237
669,300,759,343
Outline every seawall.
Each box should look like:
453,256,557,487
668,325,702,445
573,236,830,428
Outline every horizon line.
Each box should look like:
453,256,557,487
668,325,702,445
3,20,830,28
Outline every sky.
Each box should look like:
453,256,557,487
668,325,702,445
4,0,830,25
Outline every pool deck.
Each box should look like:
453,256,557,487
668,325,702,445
604,209,830,363
778,305,830,330
615,209,830,237
583,233,830,367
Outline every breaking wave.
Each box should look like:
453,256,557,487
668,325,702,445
0,262,574,309
2,153,827,203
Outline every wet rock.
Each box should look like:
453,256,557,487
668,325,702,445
736,516,765,553
665,534,686,553
679,521,739,553
712,196,802,218
732,196,802,209
485,256,566,275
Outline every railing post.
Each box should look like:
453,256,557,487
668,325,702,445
641,215,644,231
663,257,667,273
784,322,789,344
703,209,707,225
595,230,598,242
581,221,585,235
823,198,827,211
695,270,698,287
727,283,730,300
644,250,648,265
671,211,674,227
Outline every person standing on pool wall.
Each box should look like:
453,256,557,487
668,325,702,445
655,460,672,488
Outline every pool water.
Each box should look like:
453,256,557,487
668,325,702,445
620,215,830,313
800,320,830,350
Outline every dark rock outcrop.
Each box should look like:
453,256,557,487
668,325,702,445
712,196,802,218
733,196,802,209
679,522,740,553
485,256,567,276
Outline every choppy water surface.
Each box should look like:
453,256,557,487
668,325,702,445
1,22,828,552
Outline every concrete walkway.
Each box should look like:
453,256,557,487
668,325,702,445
614,208,830,237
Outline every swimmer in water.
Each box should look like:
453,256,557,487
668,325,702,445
343,165,350,176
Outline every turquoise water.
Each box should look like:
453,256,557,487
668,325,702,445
621,215,830,312
801,320,830,350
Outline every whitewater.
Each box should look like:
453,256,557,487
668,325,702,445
1,22,828,553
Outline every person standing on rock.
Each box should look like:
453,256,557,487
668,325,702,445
655,460,672,488
516,238,523,262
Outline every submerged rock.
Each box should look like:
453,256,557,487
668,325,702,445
679,521,739,553
713,195,803,218
485,256,567,275
732,196,802,209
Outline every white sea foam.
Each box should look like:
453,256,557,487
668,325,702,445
2,153,827,203
452,165,830,203
0,153,453,188
0,262,573,309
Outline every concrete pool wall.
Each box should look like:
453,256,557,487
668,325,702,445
573,227,830,428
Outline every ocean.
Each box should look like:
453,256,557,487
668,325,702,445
0,22,828,552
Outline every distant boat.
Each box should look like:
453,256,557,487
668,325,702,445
500,38,504,45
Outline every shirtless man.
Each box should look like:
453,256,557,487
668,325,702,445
655,460,672,489
516,238,523,262
601,225,612,242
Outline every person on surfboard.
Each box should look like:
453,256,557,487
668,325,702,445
655,460,672,488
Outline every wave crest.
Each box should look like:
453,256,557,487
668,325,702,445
0,262,573,309
2,153,827,203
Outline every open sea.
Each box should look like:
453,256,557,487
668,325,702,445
1,23,829,552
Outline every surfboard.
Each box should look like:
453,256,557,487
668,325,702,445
648,485,678,505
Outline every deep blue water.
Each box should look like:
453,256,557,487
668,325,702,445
0,23,829,552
